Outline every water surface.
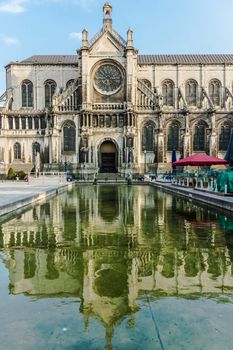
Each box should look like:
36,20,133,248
1,185,233,350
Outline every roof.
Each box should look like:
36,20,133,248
138,54,233,64
18,55,78,65
7,54,233,67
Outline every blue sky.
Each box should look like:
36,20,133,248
1,0,233,94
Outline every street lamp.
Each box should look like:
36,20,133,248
144,150,147,174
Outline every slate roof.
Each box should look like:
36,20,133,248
137,54,233,64
7,54,233,66
19,55,78,65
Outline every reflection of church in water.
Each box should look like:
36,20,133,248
1,186,233,347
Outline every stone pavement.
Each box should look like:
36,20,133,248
0,179,74,218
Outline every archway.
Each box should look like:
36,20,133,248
99,140,117,173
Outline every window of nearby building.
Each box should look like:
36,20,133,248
186,80,198,106
193,120,207,151
142,122,154,151
167,121,180,151
45,80,56,108
162,80,174,106
14,142,21,160
209,79,221,106
0,116,2,129
22,80,33,107
219,121,232,151
63,122,75,152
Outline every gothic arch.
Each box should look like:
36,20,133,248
141,121,156,152
162,79,175,106
219,120,233,151
193,120,209,152
209,79,221,106
44,79,56,108
185,79,198,106
63,120,76,152
21,80,33,107
167,120,181,151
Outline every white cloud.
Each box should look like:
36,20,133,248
0,0,28,13
69,32,82,41
1,34,20,45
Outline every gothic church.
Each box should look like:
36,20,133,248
1,2,233,176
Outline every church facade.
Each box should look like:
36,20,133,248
1,2,233,176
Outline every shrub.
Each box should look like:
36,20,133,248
18,170,26,180
7,167,15,180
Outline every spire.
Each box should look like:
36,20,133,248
82,28,89,48
127,27,133,48
103,2,112,30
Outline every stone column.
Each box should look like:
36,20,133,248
157,112,164,163
209,111,217,156
183,112,191,158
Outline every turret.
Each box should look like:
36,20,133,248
103,2,112,30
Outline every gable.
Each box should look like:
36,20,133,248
90,30,125,55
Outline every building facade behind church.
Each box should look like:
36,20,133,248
1,3,233,176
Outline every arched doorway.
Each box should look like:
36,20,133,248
99,140,117,173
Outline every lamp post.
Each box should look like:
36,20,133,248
144,150,147,174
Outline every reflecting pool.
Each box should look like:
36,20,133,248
1,185,233,349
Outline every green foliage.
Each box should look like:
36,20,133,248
18,170,26,180
7,167,15,180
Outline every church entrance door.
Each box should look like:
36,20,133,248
99,141,117,173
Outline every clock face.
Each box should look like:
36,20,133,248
94,64,122,95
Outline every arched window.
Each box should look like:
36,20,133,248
32,142,40,163
167,122,180,151
142,122,154,151
63,121,76,152
186,80,198,106
22,80,33,107
193,120,207,152
209,79,221,106
142,80,152,88
66,79,75,89
45,80,56,108
219,121,232,151
14,142,21,160
162,80,174,106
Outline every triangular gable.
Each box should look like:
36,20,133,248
89,28,126,54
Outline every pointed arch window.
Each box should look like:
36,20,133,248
22,80,33,107
162,80,174,106
186,80,198,106
142,122,154,151
14,142,21,160
193,121,207,151
63,121,76,152
209,79,221,106
167,122,180,151
219,121,232,151
45,80,56,108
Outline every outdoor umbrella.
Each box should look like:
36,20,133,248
171,149,177,175
172,153,229,166
224,131,233,166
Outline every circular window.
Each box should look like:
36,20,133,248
94,64,122,95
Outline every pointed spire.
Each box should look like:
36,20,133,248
127,28,133,48
103,2,112,30
82,28,89,48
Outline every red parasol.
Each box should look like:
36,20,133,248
172,153,229,166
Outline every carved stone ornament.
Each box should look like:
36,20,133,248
94,64,122,95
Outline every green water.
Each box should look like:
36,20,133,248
1,185,233,350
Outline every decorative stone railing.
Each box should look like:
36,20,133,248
92,103,124,111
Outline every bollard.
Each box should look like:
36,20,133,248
225,184,228,194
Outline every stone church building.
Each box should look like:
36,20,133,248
1,2,233,176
